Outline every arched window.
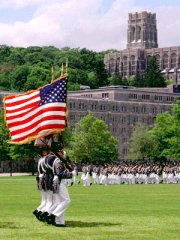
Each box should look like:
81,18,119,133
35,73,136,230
131,27,135,42
155,54,160,67
147,55,152,64
116,57,120,73
170,53,177,68
123,56,128,66
130,55,135,75
109,58,115,72
137,26,141,40
123,56,128,75
162,54,168,69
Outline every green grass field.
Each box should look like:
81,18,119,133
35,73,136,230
0,176,180,240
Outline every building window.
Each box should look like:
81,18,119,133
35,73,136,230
142,94,150,100
121,128,126,133
129,93,137,99
141,107,146,113
155,95,163,101
152,107,156,114
122,117,126,123
102,93,109,99
121,106,127,112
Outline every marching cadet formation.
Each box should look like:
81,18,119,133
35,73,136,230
32,147,72,227
79,161,180,186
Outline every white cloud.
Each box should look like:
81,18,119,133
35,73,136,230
0,0,180,51
0,0,52,9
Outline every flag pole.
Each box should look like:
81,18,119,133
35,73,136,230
51,65,55,82
60,63,64,77
65,58,68,75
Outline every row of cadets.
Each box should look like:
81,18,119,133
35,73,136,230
65,166,80,186
92,166,100,184
72,166,80,185
33,144,72,227
90,163,162,185
81,165,92,186
162,169,180,184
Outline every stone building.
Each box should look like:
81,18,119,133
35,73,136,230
104,11,180,83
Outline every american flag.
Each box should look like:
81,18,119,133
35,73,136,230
4,77,67,144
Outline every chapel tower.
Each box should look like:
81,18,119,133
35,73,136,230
127,11,158,49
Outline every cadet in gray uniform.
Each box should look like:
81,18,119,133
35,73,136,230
32,148,54,221
46,150,72,227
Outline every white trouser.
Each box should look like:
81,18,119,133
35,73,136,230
38,190,53,212
51,180,71,225
66,179,72,186
37,190,47,211
73,175,77,184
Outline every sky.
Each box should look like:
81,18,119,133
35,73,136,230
0,0,180,51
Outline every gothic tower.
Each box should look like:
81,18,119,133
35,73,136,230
127,11,158,49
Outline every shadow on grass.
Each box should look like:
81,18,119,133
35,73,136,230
0,222,21,229
66,220,122,228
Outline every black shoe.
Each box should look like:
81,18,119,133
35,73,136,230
32,209,38,216
90,183,92,186
46,214,56,225
33,210,43,221
32,210,40,220
71,182,74,186
41,212,49,222
78,181,80,184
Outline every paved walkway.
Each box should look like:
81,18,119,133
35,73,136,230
0,173,32,177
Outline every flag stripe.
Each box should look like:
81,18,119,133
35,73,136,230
6,107,36,118
11,118,66,137
6,103,66,121
8,112,66,130
5,97,40,112
5,91,39,103
5,91,40,106
12,124,66,142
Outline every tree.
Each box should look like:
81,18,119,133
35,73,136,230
94,58,109,88
110,73,124,86
8,142,38,175
0,109,39,175
0,109,11,162
130,73,144,87
71,113,118,164
25,66,50,91
150,100,180,160
126,123,158,161
144,56,166,87
11,65,30,91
